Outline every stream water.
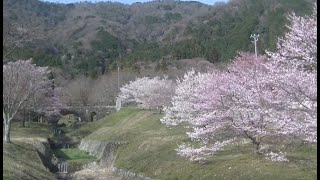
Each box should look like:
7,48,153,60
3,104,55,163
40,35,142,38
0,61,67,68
50,127,72,179
49,126,119,180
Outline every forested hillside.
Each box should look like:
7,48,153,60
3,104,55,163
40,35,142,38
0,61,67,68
3,0,314,77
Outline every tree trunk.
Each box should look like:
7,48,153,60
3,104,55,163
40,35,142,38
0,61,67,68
22,109,26,127
4,119,11,143
243,132,261,154
253,136,261,154
254,142,260,152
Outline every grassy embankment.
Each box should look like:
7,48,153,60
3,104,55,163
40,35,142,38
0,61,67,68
70,106,317,180
3,121,56,180
3,120,95,179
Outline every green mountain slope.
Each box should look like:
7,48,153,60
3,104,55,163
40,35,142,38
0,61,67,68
3,0,314,77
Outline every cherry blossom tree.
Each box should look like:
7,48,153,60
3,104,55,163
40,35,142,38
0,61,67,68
162,51,316,161
265,3,317,71
118,76,175,111
3,59,56,143
263,61,317,143
210,53,311,151
264,2,317,142
161,69,215,126
162,54,280,156
29,86,63,123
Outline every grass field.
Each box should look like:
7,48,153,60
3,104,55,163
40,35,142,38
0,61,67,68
10,121,53,139
76,107,317,180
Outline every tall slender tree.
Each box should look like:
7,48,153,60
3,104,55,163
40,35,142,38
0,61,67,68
3,60,55,143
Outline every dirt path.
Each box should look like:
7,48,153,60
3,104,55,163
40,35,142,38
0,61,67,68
4,137,48,143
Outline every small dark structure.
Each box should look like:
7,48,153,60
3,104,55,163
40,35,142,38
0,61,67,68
90,112,97,122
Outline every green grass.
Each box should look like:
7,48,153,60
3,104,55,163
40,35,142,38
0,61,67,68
3,121,56,180
10,121,53,139
78,107,317,180
53,148,96,163
67,106,143,141
52,148,97,171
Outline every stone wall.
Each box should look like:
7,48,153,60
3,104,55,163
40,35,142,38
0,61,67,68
86,106,116,121
78,140,153,180
53,106,116,124
32,139,59,173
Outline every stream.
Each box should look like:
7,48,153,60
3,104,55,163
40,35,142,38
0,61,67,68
48,125,122,180
50,127,74,179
